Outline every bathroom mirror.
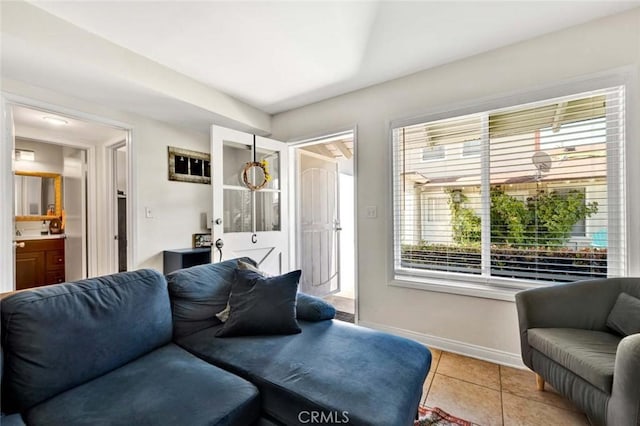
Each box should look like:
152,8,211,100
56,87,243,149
14,171,62,221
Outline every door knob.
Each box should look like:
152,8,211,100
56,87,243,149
13,242,25,248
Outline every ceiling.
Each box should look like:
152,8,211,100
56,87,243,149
27,1,640,115
13,105,127,146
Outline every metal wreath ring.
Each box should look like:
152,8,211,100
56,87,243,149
242,161,269,191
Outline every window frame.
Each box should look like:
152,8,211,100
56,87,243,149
389,72,633,299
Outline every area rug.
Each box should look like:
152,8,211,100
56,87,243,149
414,406,474,426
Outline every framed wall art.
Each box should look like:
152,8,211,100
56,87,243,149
192,233,212,248
168,146,211,184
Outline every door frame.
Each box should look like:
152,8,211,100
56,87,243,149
105,140,130,273
287,127,358,319
0,93,135,291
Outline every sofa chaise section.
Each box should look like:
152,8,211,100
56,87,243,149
177,320,430,426
168,259,431,426
1,269,260,426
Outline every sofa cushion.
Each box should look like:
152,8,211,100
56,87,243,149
296,292,336,321
25,344,260,426
167,257,256,338
528,328,620,393
217,269,302,337
606,292,640,336
1,269,172,411
177,320,431,426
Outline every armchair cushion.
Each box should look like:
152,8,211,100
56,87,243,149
606,292,640,336
528,328,620,393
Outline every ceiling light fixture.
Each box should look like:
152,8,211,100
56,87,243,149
43,116,68,126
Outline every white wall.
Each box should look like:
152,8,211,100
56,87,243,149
14,138,63,174
2,1,271,135
272,9,640,363
3,79,212,275
133,120,211,270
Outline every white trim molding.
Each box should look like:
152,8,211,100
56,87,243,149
0,95,16,293
358,320,526,369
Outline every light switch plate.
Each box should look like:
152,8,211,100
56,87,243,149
365,206,377,218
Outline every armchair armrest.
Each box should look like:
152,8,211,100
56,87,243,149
607,334,640,426
515,278,623,367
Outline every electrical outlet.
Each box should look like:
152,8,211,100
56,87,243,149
365,206,377,218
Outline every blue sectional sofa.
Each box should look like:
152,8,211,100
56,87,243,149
1,258,431,425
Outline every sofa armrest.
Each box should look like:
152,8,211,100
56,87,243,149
607,334,640,426
515,279,622,367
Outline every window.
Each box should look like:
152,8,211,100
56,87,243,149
393,86,625,287
462,139,481,157
421,196,447,223
422,144,445,161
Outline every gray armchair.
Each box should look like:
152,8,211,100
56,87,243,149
515,277,640,426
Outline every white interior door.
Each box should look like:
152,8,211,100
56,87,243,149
298,150,340,297
211,125,288,276
62,147,87,281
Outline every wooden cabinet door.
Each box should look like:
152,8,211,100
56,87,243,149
16,251,46,290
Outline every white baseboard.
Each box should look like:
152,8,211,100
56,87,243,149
358,320,526,369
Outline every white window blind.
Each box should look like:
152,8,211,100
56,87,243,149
393,86,625,286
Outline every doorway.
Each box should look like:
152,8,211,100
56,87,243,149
292,131,356,320
109,143,128,273
5,101,130,291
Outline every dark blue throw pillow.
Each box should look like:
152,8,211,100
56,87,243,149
216,269,302,337
296,292,336,321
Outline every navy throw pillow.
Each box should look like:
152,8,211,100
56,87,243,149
216,269,302,337
297,292,336,321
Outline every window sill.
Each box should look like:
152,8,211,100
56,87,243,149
390,275,519,302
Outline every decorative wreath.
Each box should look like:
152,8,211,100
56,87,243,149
242,160,272,191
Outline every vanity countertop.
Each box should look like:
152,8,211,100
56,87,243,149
16,234,66,241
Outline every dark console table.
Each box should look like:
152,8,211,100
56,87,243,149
163,248,211,274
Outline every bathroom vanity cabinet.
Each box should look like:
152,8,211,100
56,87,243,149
15,237,65,290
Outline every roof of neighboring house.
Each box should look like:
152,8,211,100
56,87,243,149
403,142,606,188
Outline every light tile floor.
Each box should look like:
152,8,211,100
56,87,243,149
422,349,590,426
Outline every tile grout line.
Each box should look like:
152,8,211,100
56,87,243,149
423,351,441,403
426,350,590,425
435,371,501,393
